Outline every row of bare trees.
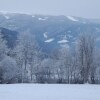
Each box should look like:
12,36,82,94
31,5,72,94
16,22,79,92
0,32,100,84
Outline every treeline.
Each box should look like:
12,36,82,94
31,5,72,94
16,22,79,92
0,32,100,84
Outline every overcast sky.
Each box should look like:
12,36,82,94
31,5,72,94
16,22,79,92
0,0,100,19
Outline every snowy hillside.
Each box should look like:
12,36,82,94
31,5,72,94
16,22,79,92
0,84,100,100
0,12,100,84
0,12,100,52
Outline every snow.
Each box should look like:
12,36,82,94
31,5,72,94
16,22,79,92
0,84,100,100
67,16,78,21
58,39,68,43
38,17,48,21
45,38,54,43
43,32,48,38
4,15,10,19
38,18,45,20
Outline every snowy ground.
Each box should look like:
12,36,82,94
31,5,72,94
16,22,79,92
0,84,100,100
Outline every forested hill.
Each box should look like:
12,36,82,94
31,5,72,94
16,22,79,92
0,12,100,52
0,27,18,48
0,12,100,84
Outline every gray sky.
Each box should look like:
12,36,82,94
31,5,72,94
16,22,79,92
0,0,100,19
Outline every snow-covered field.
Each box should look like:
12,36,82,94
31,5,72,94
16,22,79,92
0,84,100,100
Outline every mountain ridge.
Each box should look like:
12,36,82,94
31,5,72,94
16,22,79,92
0,12,100,53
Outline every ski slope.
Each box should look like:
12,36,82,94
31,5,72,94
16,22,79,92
0,84,100,100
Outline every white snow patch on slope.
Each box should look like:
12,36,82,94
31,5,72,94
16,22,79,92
4,15,10,19
38,17,48,21
67,16,78,21
58,39,69,43
45,38,54,43
43,32,48,39
0,84,100,100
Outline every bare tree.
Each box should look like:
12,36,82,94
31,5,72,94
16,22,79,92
0,33,9,83
14,33,40,83
77,33,96,83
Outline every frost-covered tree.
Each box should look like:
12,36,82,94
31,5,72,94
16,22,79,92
0,33,9,83
0,33,8,61
0,56,18,83
14,33,41,83
35,58,54,83
0,33,18,84
52,46,72,83
77,33,96,83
